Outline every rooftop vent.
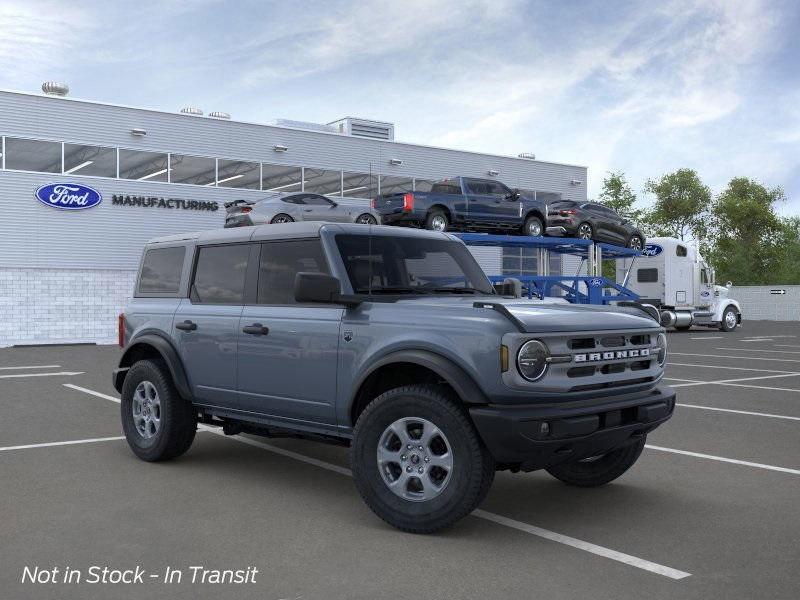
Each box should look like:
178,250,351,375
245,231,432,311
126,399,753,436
269,119,337,134
328,117,395,141
208,111,231,119
180,106,203,116
518,152,536,160
42,82,69,96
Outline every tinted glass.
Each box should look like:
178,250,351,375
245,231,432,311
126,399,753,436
304,168,342,195
5,138,61,172
335,235,493,294
486,181,511,196
64,144,117,177
282,195,305,204
262,164,302,192
119,149,168,182
413,178,435,192
466,179,491,195
676,245,688,257
258,240,329,304
341,171,377,198
217,159,260,189
637,268,659,283
192,245,250,304
431,181,462,195
170,154,215,186
303,194,334,206
380,175,414,195
137,247,185,294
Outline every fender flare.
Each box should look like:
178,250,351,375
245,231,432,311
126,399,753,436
714,300,742,322
351,348,489,414
113,331,192,399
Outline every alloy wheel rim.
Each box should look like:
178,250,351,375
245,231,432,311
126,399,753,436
630,237,642,250
527,222,542,236
726,311,737,328
357,215,375,224
132,381,161,439
578,224,592,239
377,417,453,502
431,215,447,231
274,216,291,223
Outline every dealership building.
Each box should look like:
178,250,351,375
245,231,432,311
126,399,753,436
0,84,588,346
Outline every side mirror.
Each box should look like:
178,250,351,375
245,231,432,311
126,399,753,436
295,272,361,306
505,189,521,201
329,201,338,208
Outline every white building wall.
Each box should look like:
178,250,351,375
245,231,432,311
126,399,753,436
729,286,800,322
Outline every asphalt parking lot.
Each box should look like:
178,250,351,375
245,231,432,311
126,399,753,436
2,321,799,600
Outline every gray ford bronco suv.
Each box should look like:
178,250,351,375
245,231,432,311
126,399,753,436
114,222,674,533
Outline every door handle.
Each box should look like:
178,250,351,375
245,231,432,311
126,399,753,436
242,323,269,335
303,208,313,212
175,320,197,331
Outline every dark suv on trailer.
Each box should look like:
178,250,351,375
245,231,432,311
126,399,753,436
113,223,673,533
547,200,645,249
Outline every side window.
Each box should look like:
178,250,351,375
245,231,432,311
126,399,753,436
258,240,330,304
637,268,659,283
701,269,709,284
282,195,304,205
304,195,334,206
191,245,250,304
486,181,511,197
430,181,461,194
137,247,185,295
676,245,688,257
466,180,489,195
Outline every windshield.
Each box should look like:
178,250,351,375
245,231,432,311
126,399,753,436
334,234,495,296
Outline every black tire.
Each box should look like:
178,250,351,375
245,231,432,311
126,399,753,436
522,215,544,237
351,384,494,533
355,213,377,225
424,209,449,232
628,235,644,251
270,213,294,224
720,306,738,332
576,222,593,240
121,359,197,462
545,436,646,487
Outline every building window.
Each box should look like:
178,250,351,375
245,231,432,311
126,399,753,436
262,164,302,192
379,175,413,196
413,178,436,192
341,171,377,198
502,248,537,276
63,144,117,177
170,154,216,186
4,137,61,173
119,149,169,182
217,159,260,189
304,168,342,196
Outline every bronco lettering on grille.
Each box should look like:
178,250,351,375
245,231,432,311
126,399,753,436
573,348,651,363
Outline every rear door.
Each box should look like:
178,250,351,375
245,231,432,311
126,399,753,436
463,179,495,224
173,243,253,407
236,239,342,427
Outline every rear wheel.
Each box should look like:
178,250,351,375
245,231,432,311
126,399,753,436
627,235,644,251
121,359,196,462
546,437,646,487
720,306,738,332
351,384,494,533
270,213,294,224
355,213,377,225
522,215,544,237
576,222,593,240
424,209,449,232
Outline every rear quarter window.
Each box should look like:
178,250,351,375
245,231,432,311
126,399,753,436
137,246,186,295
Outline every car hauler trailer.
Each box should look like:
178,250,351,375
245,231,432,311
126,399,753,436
615,237,742,332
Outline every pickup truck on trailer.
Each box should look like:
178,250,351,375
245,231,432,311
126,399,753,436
373,176,551,237
114,223,674,533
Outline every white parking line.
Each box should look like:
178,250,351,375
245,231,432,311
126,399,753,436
0,364,61,371
646,445,800,476
668,362,799,374
0,371,84,379
677,403,800,422
62,384,691,580
0,436,125,452
689,336,723,340
670,352,800,363
666,373,800,388
716,347,800,354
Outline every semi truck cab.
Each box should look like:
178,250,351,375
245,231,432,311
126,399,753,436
616,236,742,332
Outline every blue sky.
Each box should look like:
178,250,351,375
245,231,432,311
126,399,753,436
2,0,799,212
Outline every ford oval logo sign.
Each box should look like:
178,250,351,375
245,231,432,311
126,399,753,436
588,277,604,287
641,243,663,257
35,183,102,210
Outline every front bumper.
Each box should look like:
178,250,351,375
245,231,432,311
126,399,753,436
469,385,675,471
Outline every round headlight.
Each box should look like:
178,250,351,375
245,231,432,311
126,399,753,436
517,340,550,381
656,332,668,366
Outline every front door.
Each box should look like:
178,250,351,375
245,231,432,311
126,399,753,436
236,239,342,427
300,194,349,222
173,243,253,407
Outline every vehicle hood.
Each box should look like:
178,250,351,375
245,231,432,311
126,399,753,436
393,296,659,333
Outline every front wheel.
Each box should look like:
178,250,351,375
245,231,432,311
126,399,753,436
576,222,593,240
522,215,543,237
627,235,644,251
351,384,494,533
545,437,646,487
355,213,377,225
720,306,738,332
121,359,197,462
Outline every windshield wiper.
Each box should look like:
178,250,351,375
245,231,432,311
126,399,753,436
354,286,427,295
428,287,491,295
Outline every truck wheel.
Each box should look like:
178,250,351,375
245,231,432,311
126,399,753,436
523,215,543,237
720,306,738,332
545,436,646,487
351,384,494,533
121,359,197,462
424,210,449,232
270,213,294,224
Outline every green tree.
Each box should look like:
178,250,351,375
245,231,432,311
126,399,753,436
598,171,641,221
707,178,788,285
642,169,711,241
